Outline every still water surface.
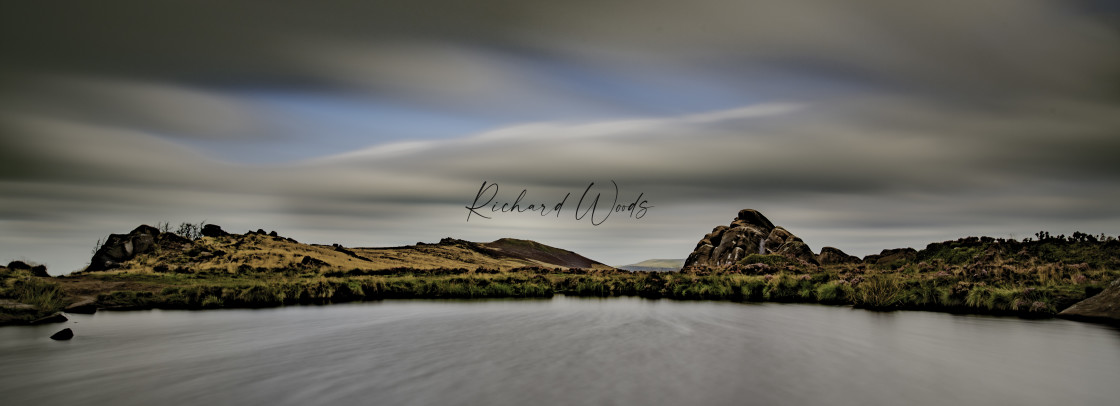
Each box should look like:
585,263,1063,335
2,296,1118,405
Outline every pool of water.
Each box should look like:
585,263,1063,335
2,296,1118,405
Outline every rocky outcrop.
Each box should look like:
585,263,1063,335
6,261,49,277
1059,278,1120,324
864,248,917,265
201,224,229,237
85,225,193,272
818,247,861,265
29,265,48,277
300,255,328,268
683,209,819,269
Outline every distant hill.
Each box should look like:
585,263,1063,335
80,225,612,274
482,238,607,269
618,259,685,272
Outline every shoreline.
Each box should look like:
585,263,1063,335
5,269,1115,327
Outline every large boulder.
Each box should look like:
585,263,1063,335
86,225,161,272
85,225,191,272
684,209,819,269
300,255,329,268
818,247,861,265
1059,278,1120,324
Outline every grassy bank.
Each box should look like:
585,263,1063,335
47,261,1114,318
5,233,1117,322
0,267,68,325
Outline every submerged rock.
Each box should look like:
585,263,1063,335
50,328,74,340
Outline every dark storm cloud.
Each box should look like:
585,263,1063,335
4,1,1117,108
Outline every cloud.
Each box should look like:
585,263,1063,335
5,90,1119,273
0,72,266,141
1,0,1119,273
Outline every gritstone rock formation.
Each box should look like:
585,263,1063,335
817,247,861,265
85,225,193,272
683,209,818,269
201,224,230,237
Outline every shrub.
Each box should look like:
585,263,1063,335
857,276,901,308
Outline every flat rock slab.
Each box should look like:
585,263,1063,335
29,312,68,325
1059,278,1120,324
65,299,98,314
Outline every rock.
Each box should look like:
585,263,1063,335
780,241,818,264
870,248,918,265
30,312,68,325
65,299,98,314
818,247,861,265
30,265,49,277
82,225,195,272
157,232,193,251
735,209,775,229
50,328,74,340
6,261,50,277
683,209,818,269
268,230,279,237
1059,278,1120,324
201,224,229,237
85,225,162,272
300,255,328,267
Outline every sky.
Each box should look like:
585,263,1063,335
2,1,1120,274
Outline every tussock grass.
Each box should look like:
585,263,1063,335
72,262,1111,318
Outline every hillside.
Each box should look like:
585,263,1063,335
1,224,617,325
81,225,611,275
682,209,1120,318
5,216,1120,327
618,259,685,272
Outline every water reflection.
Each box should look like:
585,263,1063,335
1,297,1118,405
